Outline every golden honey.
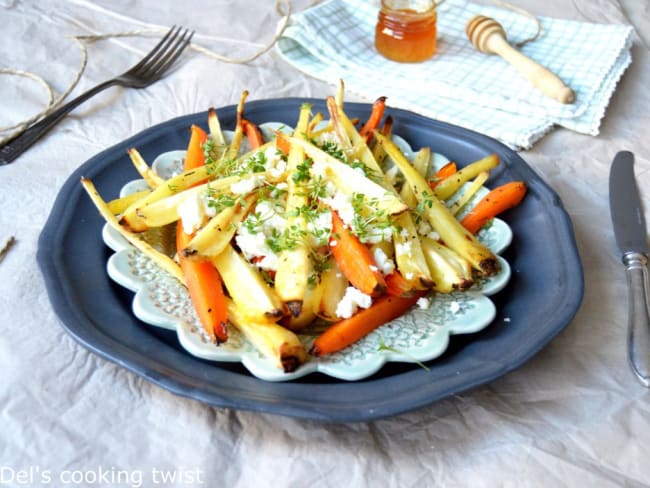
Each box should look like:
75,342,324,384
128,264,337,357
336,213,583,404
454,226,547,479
375,0,438,63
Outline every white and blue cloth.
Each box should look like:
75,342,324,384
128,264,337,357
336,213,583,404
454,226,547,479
277,0,634,149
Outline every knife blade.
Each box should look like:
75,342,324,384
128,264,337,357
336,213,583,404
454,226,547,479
609,150,650,386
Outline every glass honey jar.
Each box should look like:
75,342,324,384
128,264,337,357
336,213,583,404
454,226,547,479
375,0,438,63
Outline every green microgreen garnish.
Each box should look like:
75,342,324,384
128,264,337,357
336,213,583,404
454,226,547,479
205,187,239,214
415,190,435,215
242,210,268,234
292,158,313,184
350,193,395,242
307,249,332,289
266,225,308,254
377,336,430,372
317,139,347,162
235,149,268,176
203,139,233,177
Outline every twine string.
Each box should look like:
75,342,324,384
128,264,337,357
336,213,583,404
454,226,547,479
1,0,540,145
0,236,16,264
492,0,542,47
0,0,293,145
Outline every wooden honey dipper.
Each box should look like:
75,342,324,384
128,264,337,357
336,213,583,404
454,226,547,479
466,15,575,104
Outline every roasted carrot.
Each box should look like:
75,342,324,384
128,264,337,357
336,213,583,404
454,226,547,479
385,270,417,297
428,161,457,189
380,114,394,136
242,118,264,149
176,227,228,343
175,123,228,343
460,181,527,234
329,211,387,297
310,293,423,357
275,131,291,155
185,125,208,172
359,96,387,141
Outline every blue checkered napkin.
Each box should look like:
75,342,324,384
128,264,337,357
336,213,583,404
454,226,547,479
276,0,634,149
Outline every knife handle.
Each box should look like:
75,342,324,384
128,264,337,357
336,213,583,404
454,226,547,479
623,251,650,386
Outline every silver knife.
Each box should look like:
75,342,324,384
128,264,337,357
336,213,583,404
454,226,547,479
609,150,650,386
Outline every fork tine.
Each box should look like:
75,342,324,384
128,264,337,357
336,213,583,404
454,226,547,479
129,25,180,73
144,29,194,80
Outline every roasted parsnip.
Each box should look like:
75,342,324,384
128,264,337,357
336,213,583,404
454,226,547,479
433,153,499,201
127,147,164,189
211,244,284,321
274,104,312,316
375,132,500,276
81,177,185,284
227,299,306,372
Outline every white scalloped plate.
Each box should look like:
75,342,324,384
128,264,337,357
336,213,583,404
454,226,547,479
103,124,512,381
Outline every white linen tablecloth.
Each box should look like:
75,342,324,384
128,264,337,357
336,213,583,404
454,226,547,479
1,0,649,486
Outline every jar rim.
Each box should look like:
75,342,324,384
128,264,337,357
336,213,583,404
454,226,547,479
380,0,438,14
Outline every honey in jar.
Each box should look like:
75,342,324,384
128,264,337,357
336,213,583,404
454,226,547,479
375,0,438,63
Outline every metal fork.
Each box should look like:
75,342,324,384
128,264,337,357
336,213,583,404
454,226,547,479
0,26,194,165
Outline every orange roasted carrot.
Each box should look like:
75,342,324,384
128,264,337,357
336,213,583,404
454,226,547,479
185,125,208,172
460,181,527,234
359,96,387,141
310,293,424,357
380,114,394,136
385,270,416,297
275,131,291,155
176,227,228,343
428,161,457,189
242,118,264,149
175,123,228,343
329,211,387,297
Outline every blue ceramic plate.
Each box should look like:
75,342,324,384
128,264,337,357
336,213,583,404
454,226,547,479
37,98,584,422
102,132,511,382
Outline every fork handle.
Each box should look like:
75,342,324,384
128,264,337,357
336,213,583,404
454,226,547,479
0,79,117,165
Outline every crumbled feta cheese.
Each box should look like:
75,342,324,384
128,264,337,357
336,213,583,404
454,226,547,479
362,226,394,244
230,174,264,194
264,147,287,178
235,200,286,271
373,247,395,275
317,131,338,144
310,158,328,178
417,219,433,236
306,208,333,247
236,225,267,256
395,240,413,257
427,231,441,241
369,265,379,272
330,239,338,247
258,253,279,270
335,286,373,319
235,226,280,271
353,165,366,177
178,190,211,235
255,200,285,229
321,191,354,226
